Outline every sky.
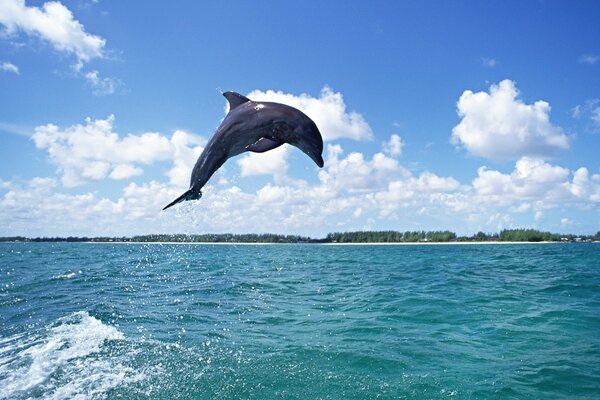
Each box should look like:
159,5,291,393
1,0,599,238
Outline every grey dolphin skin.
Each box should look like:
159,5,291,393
162,91,324,210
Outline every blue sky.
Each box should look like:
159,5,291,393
1,0,599,237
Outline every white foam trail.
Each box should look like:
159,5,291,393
0,311,144,399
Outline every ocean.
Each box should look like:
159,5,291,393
1,242,599,399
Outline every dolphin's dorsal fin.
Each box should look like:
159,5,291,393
223,91,251,110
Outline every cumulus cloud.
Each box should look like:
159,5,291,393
382,134,404,157
0,0,105,64
318,144,406,192
1,138,467,237
369,156,600,231
472,157,600,205
473,157,568,200
109,164,143,180
2,150,600,237
32,116,203,187
373,171,461,218
0,177,322,236
0,178,163,236
451,79,569,161
1,61,19,74
246,86,373,141
165,130,204,188
237,146,289,178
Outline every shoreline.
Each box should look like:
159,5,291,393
78,240,573,245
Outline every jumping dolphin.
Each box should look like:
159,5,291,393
162,91,324,210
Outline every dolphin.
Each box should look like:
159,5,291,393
162,91,324,210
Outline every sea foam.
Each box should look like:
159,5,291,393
0,311,144,399
50,272,77,280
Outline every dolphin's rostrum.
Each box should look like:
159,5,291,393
163,91,324,210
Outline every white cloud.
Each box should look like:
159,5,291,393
84,70,121,96
472,167,512,196
318,144,407,192
382,134,404,157
472,157,600,205
560,217,573,226
246,86,373,141
1,61,19,74
0,0,105,64
0,1,119,95
0,139,464,237
32,116,203,187
237,146,289,178
3,149,600,237
578,54,599,65
565,167,600,202
373,171,460,218
451,79,569,161
510,203,531,213
109,164,143,180
165,130,204,188
413,172,461,192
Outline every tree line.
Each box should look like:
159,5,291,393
325,230,457,243
1,229,599,243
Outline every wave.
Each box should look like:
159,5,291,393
50,272,78,280
0,311,145,400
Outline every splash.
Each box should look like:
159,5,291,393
0,311,144,399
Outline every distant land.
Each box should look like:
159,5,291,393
1,229,599,244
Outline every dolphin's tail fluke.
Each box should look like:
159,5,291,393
162,189,202,211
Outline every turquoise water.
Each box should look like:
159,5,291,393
1,243,599,399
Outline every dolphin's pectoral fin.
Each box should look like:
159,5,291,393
246,137,284,153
